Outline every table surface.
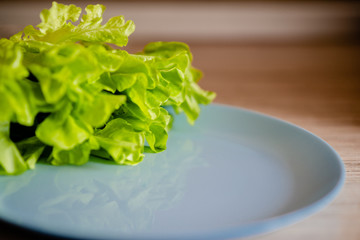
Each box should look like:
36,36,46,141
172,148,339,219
0,1,359,239
190,42,360,240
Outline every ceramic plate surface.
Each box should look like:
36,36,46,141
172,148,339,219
0,104,345,239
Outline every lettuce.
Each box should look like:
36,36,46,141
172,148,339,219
0,2,215,175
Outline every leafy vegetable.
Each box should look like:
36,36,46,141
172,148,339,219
0,2,215,175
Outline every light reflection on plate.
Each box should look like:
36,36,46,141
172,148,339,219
0,104,345,239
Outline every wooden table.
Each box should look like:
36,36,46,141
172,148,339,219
188,42,360,240
0,1,359,239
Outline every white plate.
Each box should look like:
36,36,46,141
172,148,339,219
0,104,345,239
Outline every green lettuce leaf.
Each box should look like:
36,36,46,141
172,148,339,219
15,137,46,170
50,141,92,166
35,102,92,150
93,119,145,165
141,42,216,124
0,123,27,175
0,2,215,175
12,2,134,47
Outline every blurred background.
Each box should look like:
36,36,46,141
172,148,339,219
0,0,359,45
1,0,358,131
0,1,360,240
1,0,358,116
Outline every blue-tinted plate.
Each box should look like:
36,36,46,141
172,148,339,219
0,104,345,239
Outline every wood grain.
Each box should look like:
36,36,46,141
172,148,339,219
186,43,360,240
